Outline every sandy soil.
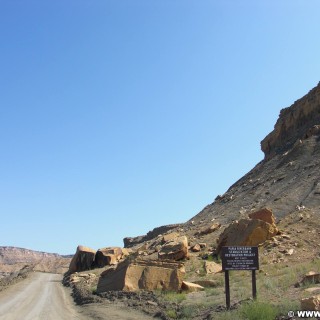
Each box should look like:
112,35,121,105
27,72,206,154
0,272,152,320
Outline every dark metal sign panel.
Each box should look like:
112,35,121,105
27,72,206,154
221,246,259,271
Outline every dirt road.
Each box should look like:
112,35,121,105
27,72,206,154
0,272,152,320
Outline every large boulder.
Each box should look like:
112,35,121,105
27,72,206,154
96,258,185,293
94,247,123,268
217,218,278,253
69,245,96,273
158,236,188,261
248,208,276,225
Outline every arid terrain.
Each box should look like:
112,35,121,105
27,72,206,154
1,83,320,319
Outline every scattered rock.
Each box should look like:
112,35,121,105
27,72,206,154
192,280,219,288
304,287,320,294
195,223,221,236
204,261,222,274
162,232,180,243
158,236,188,261
285,249,294,256
302,271,320,284
191,244,201,252
181,281,204,292
301,295,320,311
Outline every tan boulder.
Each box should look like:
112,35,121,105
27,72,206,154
162,232,180,243
305,287,320,294
204,261,222,274
96,259,185,293
217,219,278,253
121,248,131,257
181,281,204,292
192,280,219,288
191,244,201,252
248,208,276,225
95,247,123,268
301,296,320,311
69,245,96,273
158,236,188,261
196,223,221,236
70,273,96,284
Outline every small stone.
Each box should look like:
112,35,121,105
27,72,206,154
285,249,294,255
181,281,205,292
191,244,201,252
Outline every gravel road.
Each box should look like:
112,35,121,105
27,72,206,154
0,272,153,320
0,272,85,320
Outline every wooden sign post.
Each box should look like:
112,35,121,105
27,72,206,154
221,246,259,309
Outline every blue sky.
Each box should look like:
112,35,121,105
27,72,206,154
1,1,320,254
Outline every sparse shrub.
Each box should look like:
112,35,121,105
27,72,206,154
179,305,196,319
240,301,278,320
161,291,186,304
166,309,178,319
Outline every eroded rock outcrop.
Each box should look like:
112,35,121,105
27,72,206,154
69,245,96,273
261,82,320,159
96,258,185,293
158,236,188,261
123,223,183,248
94,247,123,268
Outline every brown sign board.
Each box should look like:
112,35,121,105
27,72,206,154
221,246,259,271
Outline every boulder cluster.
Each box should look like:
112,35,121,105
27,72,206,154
68,208,286,295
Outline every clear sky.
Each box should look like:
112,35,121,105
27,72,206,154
1,1,320,254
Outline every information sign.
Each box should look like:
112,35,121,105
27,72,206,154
221,246,259,271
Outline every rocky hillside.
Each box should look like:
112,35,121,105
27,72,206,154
0,246,71,277
184,82,320,230
123,82,320,243
0,246,65,264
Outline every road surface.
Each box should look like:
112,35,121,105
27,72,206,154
0,272,152,320
0,273,85,320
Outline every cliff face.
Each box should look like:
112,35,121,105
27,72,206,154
261,82,320,159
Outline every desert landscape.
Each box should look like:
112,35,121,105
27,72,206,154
1,83,320,319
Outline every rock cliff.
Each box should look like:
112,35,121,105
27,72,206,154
261,82,320,159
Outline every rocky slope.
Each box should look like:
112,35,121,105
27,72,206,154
184,82,320,230
123,82,320,244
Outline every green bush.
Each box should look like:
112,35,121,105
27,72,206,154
240,301,278,320
179,305,196,319
161,291,186,303
166,309,178,319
